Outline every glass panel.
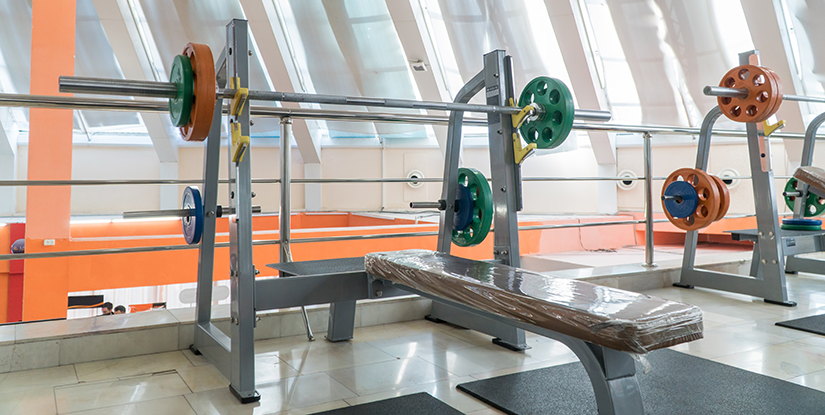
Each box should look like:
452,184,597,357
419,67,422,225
76,0,144,131
782,0,825,120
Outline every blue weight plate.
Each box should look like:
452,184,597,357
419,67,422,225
453,184,474,231
782,218,823,226
182,186,204,245
663,181,699,219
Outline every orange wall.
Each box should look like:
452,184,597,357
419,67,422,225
0,225,9,323
2,213,641,321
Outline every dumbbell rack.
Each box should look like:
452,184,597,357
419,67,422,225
676,50,802,306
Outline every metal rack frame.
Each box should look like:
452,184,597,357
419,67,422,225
674,49,825,306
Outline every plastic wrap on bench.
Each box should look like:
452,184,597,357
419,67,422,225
794,166,825,196
365,250,703,354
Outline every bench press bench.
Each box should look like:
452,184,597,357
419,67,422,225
366,250,704,415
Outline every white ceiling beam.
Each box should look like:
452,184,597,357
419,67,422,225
238,0,321,164
92,0,178,163
385,0,453,156
739,0,807,166
545,0,615,166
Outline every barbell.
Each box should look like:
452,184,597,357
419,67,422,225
60,43,611,148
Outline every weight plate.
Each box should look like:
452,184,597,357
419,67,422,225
453,184,474,231
517,77,575,150
717,65,783,123
784,178,825,217
452,167,493,247
711,175,730,221
782,218,822,226
663,181,699,219
169,55,194,127
182,186,204,245
781,224,822,231
661,168,720,231
179,43,216,142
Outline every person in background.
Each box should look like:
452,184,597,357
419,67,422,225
101,302,114,316
114,305,126,315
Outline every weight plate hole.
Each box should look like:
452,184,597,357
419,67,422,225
525,92,535,104
549,89,561,105
687,174,698,185
810,206,817,214
530,127,539,141
753,74,765,87
700,205,709,217
542,127,553,142
756,91,768,102
738,69,750,81
536,81,548,96
746,105,758,117
725,77,736,88
730,106,741,117
792,181,799,189
721,97,731,105
789,196,796,202
552,111,563,125
686,216,695,225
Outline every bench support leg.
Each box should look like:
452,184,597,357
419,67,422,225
564,339,645,415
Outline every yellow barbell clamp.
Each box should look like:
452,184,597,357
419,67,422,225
510,98,537,165
231,122,249,163
762,119,786,137
230,77,249,117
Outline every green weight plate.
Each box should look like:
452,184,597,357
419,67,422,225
452,167,493,247
784,178,825,217
781,224,822,231
169,55,194,127
517,77,575,150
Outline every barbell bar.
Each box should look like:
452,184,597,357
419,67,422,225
122,205,262,219
59,75,613,123
704,85,825,105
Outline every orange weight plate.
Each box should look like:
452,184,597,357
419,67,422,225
711,175,730,222
179,43,216,142
717,65,782,124
662,168,721,231
763,68,784,120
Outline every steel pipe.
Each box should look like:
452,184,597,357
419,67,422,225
704,85,825,104
643,133,656,267
3,92,825,140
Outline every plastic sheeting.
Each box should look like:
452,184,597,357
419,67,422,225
794,166,825,197
365,249,703,354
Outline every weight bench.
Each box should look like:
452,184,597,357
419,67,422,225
794,166,825,198
366,250,703,415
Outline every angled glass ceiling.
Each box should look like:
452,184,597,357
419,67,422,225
0,0,817,150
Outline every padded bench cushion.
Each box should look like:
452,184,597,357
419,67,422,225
365,250,703,354
794,166,825,197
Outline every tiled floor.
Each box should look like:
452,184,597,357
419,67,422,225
5,270,825,414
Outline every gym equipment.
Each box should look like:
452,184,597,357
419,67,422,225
60,64,610,145
517,77,575,149
11,18,705,413
168,55,194,127
181,186,204,245
661,168,728,231
781,218,822,231
676,50,825,306
451,168,493,247
715,65,783,123
661,181,699,219
783,178,825,217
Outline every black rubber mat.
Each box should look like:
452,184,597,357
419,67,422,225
311,392,462,415
777,313,825,335
457,349,825,415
